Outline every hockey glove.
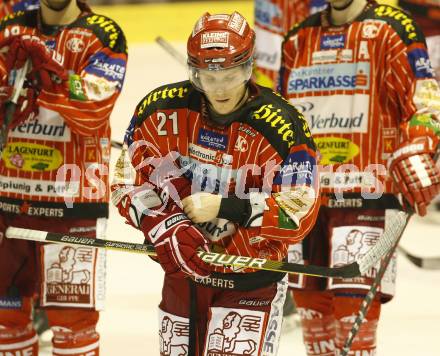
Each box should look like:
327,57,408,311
0,84,38,130
140,206,212,279
1,35,67,92
388,139,440,216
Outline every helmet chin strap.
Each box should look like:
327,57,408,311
331,0,355,11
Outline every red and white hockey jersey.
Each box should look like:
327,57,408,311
0,0,39,18
254,0,327,90
0,5,127,219
399,0,440,37
280,0,440,201
112,81,320,268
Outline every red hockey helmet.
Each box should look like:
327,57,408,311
187,12,255,92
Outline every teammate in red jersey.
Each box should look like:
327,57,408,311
280,0,440,355
399,0,440,78
254,0,328,89
0,0,39,18
112,11,319,355
0,0,127,354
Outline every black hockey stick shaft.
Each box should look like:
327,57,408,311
397,245,440,269
111,140,123,149
5,227,362,278
340,217,408,356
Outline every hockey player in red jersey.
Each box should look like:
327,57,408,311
0,0,39,18
0,0,127,355
399,0,440,79
254,0,328,89
112,11,319,355
280,0,440,355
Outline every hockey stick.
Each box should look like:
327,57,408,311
0,59,31,152
340,145,440,355
397,245,440,269
4,221,406,278
111,140,123,149
155,36,187,67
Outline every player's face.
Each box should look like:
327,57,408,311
42,0,72,11
199,66,248,115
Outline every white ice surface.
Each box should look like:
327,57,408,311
43,42,440,355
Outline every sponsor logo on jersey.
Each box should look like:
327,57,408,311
274,150,315,185
179,155,237,195
197,128,228,150
238,125,257,137
252,104,295,148
86,52,126,87
320,34,346,50
0,297,22,309
86,15,121,49
382,128,397,159
362,23,380,39
137,86,189,116
201,31,229,49
255,0,283,32
9,110,70,142
0,199,66,216
312,49,353,64
289,94,370,134
234,136,249,152
414,79,440,112
188,143,233,165
45,39,56,50
320,171,378,189
194,276,235,289
12,0,39,12
43,244,95,306
2,142,63,172
374,5,418,40
254,27,282,71
314,137,360,164
324,198,364,208
287,63,370,93
408,48,434,78
66,37,85,53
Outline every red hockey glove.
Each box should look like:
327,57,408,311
0,85,38,130
1,35,67,92
140,207,212,279
388,140,440,216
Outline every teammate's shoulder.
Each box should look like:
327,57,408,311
285,12,322,39
70,13,126,53
245,86,308,157
135,81,194,122
362,3,425,44
0,9,37,30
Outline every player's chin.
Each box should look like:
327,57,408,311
43,0,72,10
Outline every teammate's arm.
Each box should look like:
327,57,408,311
385,26,440,215
37,33,128,137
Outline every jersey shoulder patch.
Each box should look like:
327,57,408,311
245,87,313,158
285,12,321,39
365,4,425,45
71,13,127,53
135,81,193,125
0,9,37,31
